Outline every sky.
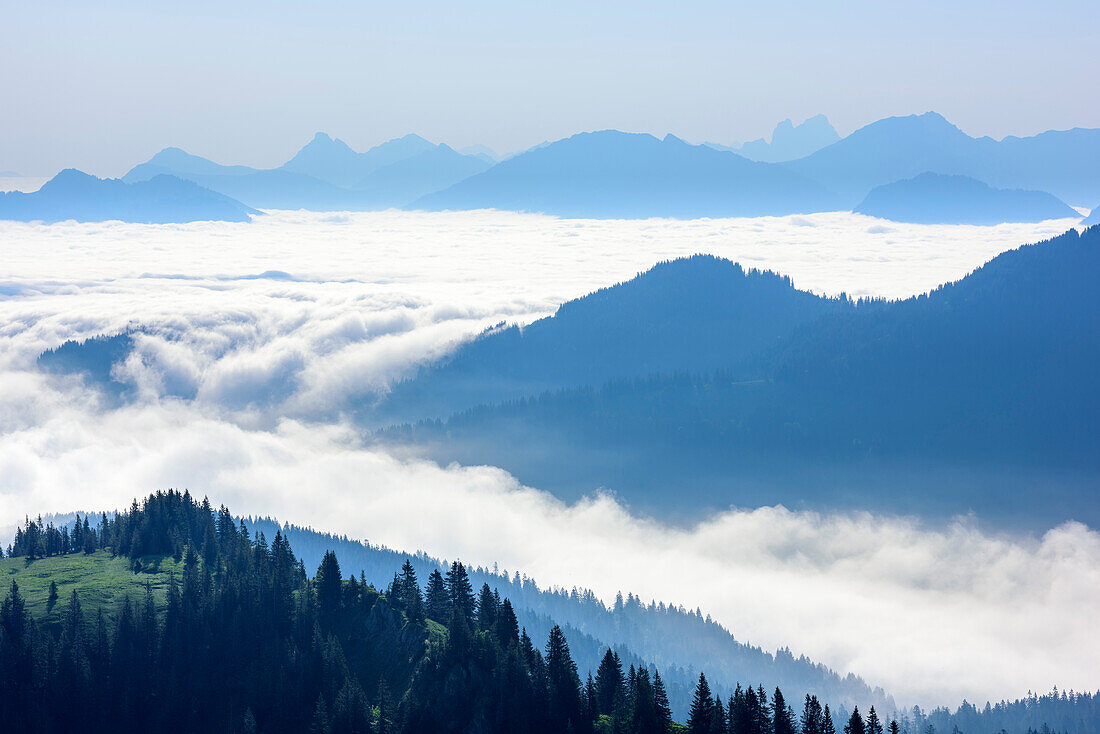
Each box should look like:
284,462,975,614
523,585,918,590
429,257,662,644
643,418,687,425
3,0,1100,176
0,210,1094,707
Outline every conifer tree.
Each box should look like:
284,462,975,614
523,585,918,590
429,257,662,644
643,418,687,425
653,669,673,733
865,708,883,734
844,707,866,734
773,688,796,734
545,625,583,733
424,569,448,622
689,673,716,734
595,648,625,715
823,706,836,734
316,550,342,629
444,561,475,625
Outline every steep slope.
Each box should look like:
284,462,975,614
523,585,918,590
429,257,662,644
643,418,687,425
854,172,1078,224
381,227,1100,525
0,169,257,223
1083,204,1100,226
373,256,850,423
786,112,1100,206
412,130,843,218
243,518,895,719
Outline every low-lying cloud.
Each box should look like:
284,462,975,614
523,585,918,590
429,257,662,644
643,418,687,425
0,210,1094,709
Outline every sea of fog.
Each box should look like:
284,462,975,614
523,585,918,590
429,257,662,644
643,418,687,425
0,209,1095,708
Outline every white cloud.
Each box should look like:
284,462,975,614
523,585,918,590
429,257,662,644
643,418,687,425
0,209,1093,709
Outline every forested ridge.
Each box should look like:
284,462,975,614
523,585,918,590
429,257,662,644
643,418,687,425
2,493,1096,733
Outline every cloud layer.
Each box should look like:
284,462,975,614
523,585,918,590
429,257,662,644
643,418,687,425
0,210,1094,708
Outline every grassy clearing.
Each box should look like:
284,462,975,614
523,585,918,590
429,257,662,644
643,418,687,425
0,550,181,631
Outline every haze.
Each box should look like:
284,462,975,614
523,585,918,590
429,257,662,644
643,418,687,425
3,0,1099,177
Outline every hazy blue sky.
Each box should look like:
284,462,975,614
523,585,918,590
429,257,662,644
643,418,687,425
3,0,1098,176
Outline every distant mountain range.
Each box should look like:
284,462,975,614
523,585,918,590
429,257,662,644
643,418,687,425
373,226,1100,526
0,169,257,223
19,113,1099,221
1084,205,1100,226
786,112,1100,207
705,115,841,163
123,133,492,211
412,130,844,218
855,172,1079,224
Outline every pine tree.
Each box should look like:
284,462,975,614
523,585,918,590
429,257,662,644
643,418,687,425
310,696,331,734
424,569,448,622
888,721,900,734
444,561,475,625
866,708,883,734
47,580,59,611
316,550,342,630
773,688,796,734
844,707,866,734
494,597,519,647
653,669,673,733
823,706,836,734
545,625,583,733
689,673,716,734
595,648,625,716
476,582,498,631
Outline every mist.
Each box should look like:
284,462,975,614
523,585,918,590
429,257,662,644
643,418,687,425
0,209,1094,708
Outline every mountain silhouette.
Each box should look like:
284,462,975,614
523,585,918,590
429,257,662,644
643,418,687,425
354,143,492,208
411,130,843,218
707,114,840,163
855,172,1078,224
1083,204,1100,226
0,169,257,223
280,132,438,187
372,256,849,423
786,112,1100,206
123,134,490,210
377,227,1100,526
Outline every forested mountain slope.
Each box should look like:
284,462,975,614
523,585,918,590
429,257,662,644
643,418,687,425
381,227,1100,525
371,255,851,424
2,493,1094,734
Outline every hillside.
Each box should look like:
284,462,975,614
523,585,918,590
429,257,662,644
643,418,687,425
2,494,1092,734
411,130,842,218
244,516,893,718
379,227,1100,525
854,173,1078,224
0,169,257,223
785,112,1100,206
372,256,851,423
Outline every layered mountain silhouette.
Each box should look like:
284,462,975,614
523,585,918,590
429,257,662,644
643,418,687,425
855,172,1078,224
785,112,1100,207
375,227,1100,525
372,257,851,424
1083,204,1100,226
412,130,843,218
0,169,257,223
707,115,840,163
123,133,491,210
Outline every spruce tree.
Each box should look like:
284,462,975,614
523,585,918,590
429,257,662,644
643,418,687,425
545,625,583,733
689,673,716,734
424,568,448,622
866,707,883,734
444,561,475,625
595,648,625,715
773,688,796,734
844,707,866,734
653,669,673,733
